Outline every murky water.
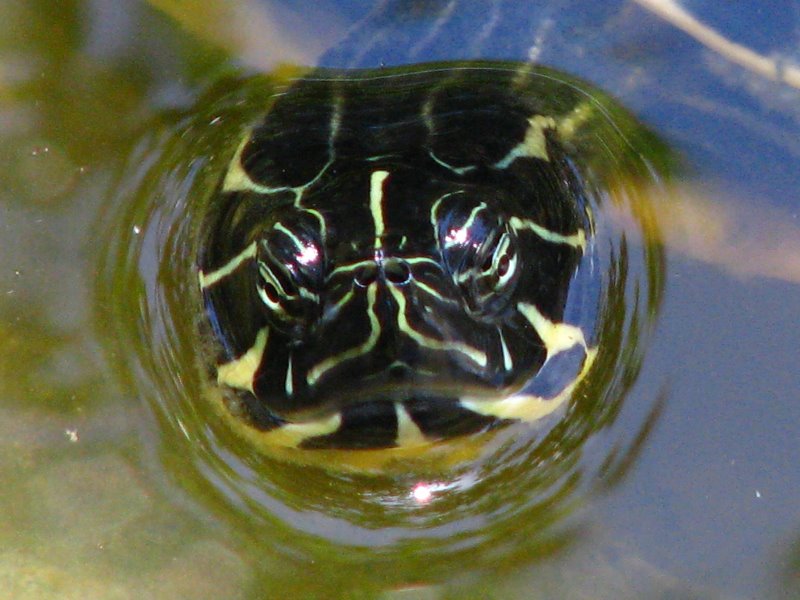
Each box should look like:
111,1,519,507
1,1,799,599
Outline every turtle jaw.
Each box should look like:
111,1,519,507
228,345,593,450
257,343,538,426
265,387,512,451
258,368,475,423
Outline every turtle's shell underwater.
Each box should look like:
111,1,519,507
198,61,603,450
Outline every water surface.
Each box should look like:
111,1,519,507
1,1,798,598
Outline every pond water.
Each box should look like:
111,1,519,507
1,1,798,599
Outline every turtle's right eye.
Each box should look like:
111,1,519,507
255,210,326,335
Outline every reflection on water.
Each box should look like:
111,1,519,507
93,57,668,590
2,0,799,597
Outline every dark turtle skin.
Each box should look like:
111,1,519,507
198,61,597,450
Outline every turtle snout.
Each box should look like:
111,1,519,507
353,256,412,287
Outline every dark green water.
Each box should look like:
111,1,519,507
1,1,798,599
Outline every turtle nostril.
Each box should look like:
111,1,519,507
384,258,411,285
354,263,379,287
354,258,411,286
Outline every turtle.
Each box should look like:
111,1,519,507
193,5,672,452
196,60,657,451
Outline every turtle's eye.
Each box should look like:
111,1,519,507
434,195,520,319
476,228,518,292
255,210,326,335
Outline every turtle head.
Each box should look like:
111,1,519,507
228,161,583,431
198,64,597,448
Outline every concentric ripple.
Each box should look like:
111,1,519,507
95,65,669,585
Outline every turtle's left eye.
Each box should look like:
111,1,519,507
434,195,520,319
255,210,326,336
477,228,517,291
458,224,519,317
